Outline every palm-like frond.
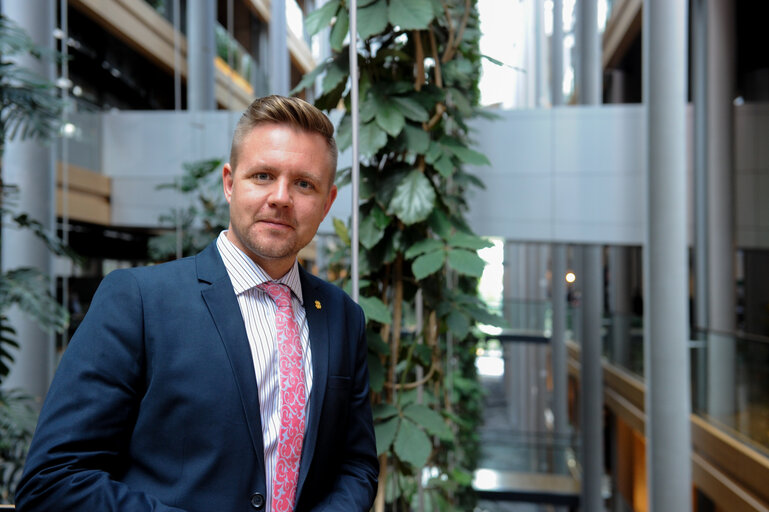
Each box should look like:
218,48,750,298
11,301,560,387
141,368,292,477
0,15,64,144
0,388,37,502
0,270,68,335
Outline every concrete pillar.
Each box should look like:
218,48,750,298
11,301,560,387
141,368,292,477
551,0,564,107
606,69,632,370
577,0,604,508
186,0,216,110
551,244,568,468
550,0,568,482
607,69,625,105
580,245,604,511
691,0,708,413
534,0,545,107
503,241,522,429
269,0,290,95
644,1,693,510
577,0,601,105
705,0,737,418
527,244,548,434
1,2,57,400
609,247,632,367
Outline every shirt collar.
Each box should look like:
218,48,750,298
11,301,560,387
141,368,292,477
216,231,304,305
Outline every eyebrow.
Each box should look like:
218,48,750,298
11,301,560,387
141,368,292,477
242,165,324,185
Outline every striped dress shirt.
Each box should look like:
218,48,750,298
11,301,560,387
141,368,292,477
216,232,312,512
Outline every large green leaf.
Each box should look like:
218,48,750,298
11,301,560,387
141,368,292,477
359,121,388,156
403,124,430,154
446,144,491,166
360,214,385,249
382,229,402,265
289,60,330,95
394,418,432,468
360,91,380,123
322,60,348,93
464,302,507,328
388,170,436,225
425,140,443,165
448,87,473,116
367,353,384,392
375,416,399,455
375,100,406,137
315,78,346,110
367,329,390,355
358,0,388,39
388,0,434,30
330,7,349,52
373,403,399,420
447,249,485,277
335,115,352,151
358,295,392,324
427,208,453,239
404,238,444,259
448,232,493,250
332,217,350,246
392,96,429,122
411,250,445,280
305,0,340,36
403,404,453,441
433,153,454,178
446,310,470,339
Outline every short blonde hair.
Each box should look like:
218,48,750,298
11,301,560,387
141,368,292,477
229,95,338,183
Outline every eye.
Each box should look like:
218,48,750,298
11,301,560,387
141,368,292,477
253,172,271,181
297,179,315,190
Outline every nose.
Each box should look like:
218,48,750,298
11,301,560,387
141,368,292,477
268,177,292,207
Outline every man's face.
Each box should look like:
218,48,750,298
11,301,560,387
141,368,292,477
223,123,337,278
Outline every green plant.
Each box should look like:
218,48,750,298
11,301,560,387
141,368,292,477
0,14,70,502
294,1,503,510
148,158,226,261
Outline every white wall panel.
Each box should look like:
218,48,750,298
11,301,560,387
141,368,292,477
553,106,645,175
100,110,349,234
474,110,552,173
467,105,649,244
80,104,769,248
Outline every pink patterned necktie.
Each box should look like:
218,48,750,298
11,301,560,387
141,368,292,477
259,282,306,512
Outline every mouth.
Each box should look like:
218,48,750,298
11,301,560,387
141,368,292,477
258,218,295,230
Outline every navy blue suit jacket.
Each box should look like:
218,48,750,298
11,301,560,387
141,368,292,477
16,242,378,511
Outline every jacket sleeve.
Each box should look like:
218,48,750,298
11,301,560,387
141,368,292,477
14,270,187,512
310,304,379,511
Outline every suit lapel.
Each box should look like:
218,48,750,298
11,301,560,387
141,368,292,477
296,266,329,496
196,243,265,473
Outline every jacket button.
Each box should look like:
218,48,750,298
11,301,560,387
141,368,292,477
250,492,265,510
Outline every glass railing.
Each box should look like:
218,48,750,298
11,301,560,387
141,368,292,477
479,428,578,476
495,299,553,333
487,298,769,464
214,24,255,83
602,312,644,376
477,354,580,477
141,1,255,84
603,319,769,457
690,330,769,458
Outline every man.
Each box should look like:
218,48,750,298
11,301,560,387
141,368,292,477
16,96,378,511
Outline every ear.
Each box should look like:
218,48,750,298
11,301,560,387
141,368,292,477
322,184,338,220
222,163,234,204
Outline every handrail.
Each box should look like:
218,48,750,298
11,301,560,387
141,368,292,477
692,327,769,346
